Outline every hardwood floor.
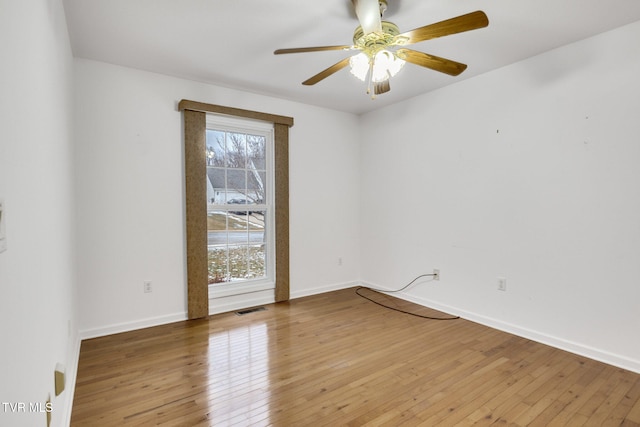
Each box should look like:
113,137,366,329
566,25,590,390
71,288,640,426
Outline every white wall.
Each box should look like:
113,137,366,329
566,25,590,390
360,21,640,372
0,0,78,426
2,4,637,425
74,59,361,336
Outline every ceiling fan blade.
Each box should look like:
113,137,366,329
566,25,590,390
396,48,467,76
302,57,352,85
352,0,382,34
398,10,488,44
274,45,353,55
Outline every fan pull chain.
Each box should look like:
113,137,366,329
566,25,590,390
367,56,376,99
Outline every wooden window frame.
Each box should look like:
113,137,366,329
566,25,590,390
179,100,293,319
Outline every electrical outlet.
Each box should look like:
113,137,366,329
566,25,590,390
144,281,152,293
497,277,507,291
433,269,440,281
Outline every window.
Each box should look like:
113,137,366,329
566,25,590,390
180,99,292,319
205,115,275,296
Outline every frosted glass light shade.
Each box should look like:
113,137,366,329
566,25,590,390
349,50,405,82
349,53,370,81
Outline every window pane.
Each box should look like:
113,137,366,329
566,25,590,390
248,134,266,170
228,213,248,246
246,170,264,205
226,170,246,202
226,133,246,169
206,130,225,167
208,247,228,284
207,168,226,204
248,244,265,280
248,211,265,243
228,245,249,280
207,211,227,232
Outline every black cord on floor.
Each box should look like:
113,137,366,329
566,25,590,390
356,274,460,320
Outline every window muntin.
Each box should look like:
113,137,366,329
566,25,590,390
205,116,274,290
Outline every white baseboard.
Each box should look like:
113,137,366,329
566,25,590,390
291,280,360,300
79,312,188,340
360,281,640,374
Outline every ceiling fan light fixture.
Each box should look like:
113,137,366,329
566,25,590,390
371,50,405,82
349,50,405,84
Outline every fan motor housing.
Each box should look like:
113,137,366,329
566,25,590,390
353,21,401,50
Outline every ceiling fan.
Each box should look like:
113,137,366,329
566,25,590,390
274,0,489,98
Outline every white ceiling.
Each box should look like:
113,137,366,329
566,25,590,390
63,0,640,115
